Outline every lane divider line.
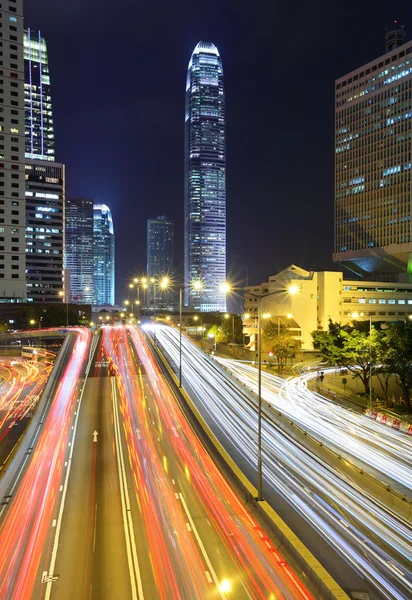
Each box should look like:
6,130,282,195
44,331,96,599
178,492,226,600
112,378,144,600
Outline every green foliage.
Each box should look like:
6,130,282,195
206,324,227,343
220,314,243,344
312,319,412,408
263,320,298,370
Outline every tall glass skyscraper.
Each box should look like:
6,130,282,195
65,197,94,303
93,204,115,306
334,25,412,280
24,29,55,161
184,42,226,312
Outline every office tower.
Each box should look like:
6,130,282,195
184,41,226,311
147,215,174,277
0,1,26,302
25,160,64,301
65,197,94,303
93,204,115,306
24,29,54,161
334,24,412,280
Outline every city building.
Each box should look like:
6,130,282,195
0,1,26,302
243,265,412,351
93,204,115,306
24,29,54,161
184,41,226,312
25,160,64,302
147,215,174,277
334,23,412,280
65,197,94,303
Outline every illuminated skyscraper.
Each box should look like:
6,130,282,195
184,42,226,311
334,24,412,280
147,215,174,277
0,1,26,302
25,160,64,302
24,29,55,161
65,197,94,303
93,204,115,306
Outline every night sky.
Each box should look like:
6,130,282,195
25,1,411,305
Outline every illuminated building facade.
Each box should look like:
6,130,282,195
184,41,226,311
24,29,54,161
25,160,64,301
93,204,115,306
147,215,174,277
0,0,26,302
334,25,412,280
65,197,94,303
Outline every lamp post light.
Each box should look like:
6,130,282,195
179,280,203,388
352,311,373,410
224,313,235,343
58,290,68,327
243,285,298,502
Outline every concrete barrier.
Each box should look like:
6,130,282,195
144,331,350,600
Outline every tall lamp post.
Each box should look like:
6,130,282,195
352,311,373,410
242,285,298,501
224,313,235,343
58,290,68,327
179,280,203,387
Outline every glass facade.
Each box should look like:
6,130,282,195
24,29,55,161
147,215,174,277
184,42,226,312
25,161,64,302
93,204,115,306
334,36,412,276
65,197,94,303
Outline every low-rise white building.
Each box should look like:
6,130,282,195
244,265,412,351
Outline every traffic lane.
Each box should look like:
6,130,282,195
0,360,52,465
50,373,133,600
154,327,374,597
0,332,77,499
130,328,315,600
0,329,91,600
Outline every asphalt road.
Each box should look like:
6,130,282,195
0,357,53,466
150,324,412,600
46,325,315,600
0,328,92,599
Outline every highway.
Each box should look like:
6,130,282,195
150,324,412,600
0,327,92,599
0,355,54,466
100,324,315,599
0,323,315,600
215,358,412,496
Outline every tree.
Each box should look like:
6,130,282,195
206,324,227,344
221,314,243,344
263,320,298,371
312,320,379,395
377,322,412,410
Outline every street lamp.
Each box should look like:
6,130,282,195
58,290,68,327
179,280,203,387
352,311,373,410
243,285,297,501
224,313,235,343
39,316,43,347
